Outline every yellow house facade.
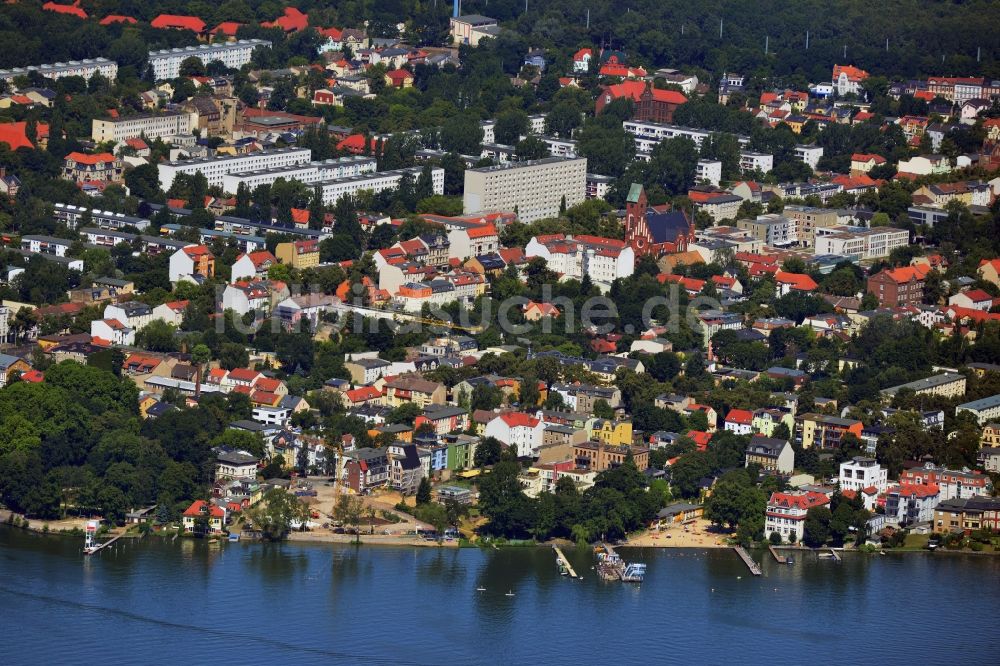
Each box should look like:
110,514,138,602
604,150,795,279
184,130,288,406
587,418,633,446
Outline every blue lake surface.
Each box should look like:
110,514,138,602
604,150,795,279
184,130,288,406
1,527,998,665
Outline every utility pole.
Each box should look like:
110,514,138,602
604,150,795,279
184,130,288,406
720,18,723,39
805,31,809,50
886,37,889,52
765,35,769,55
977,47,981,62
586,9,590,29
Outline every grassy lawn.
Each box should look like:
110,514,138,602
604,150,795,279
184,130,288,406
903,533,930,549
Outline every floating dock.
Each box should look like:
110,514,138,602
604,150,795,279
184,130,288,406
553,546,579,578
597,543,646,582
733,546,763,576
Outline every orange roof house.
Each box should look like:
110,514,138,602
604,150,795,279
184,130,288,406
261,7,309,32
99,14,137,25
151,14,207,33
523,301,560,321
213,22,243,37
43,2,87,18
0,122,34,150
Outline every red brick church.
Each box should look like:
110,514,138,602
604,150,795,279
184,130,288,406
595,80,687,124
624,184,695,258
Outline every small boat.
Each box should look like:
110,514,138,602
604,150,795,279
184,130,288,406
228,533,241,542
505,590,515,597
476,586,486,592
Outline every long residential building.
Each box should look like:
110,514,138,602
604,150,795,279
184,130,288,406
92,112,195,143
881,372,966,401
0,58,117,82
220,156,377,193
147,40,271,80
315,166,444,206
956,394,1000,424
813,226,909,260
623,120,750,152
157,147,312,189
463,157,586,223
54,203,151,232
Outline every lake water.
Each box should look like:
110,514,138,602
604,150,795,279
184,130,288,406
1,527,998,665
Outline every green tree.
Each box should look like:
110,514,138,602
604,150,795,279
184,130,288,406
333,493,365,543
803,506,832,547
416,477,432,505
246,488,308,541
474,437,503,467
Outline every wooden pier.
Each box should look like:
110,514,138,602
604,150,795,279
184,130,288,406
84,532,124,555
733,546,762,575
769,546,787,564
553,546,579,578
828,548,841,562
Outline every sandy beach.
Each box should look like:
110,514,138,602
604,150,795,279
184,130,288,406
625,518,731,548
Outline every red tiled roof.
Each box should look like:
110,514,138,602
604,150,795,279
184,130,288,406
833,64,869,82
346,386,382,402
960,289,993,303
688,431,712,451
774,271,818,292
183,499,225,518
892,483,939,498
601,80,687,106
851,153,886,164
879,264,929,284
66,151,116,165
466,224,498,239
386,69,413,83
43,2,87,18
227,367,260,382
0,122,36,150
291,208,309,224
498,412,539,428
151,14,207,32
768,491,829,511
725,409,754,425
261,7,308,32
20,369,44,383
213,21,243,36
255,376,282,393
100,14,137,25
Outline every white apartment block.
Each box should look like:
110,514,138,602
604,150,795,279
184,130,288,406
839,457,888,494
736,214,797,247
157,147,312,190
220,156,377,194
624,120,750,153
0,58,117,82
54,203,151,232
147,40,271,81
541,136,577,159
463,156,586,223
92,112,195,143
793,145,824,169
696,159,722,186
315,166,443,206
740,151,774,174
813,226,909,260
481,113,545,144
524,234,635,286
